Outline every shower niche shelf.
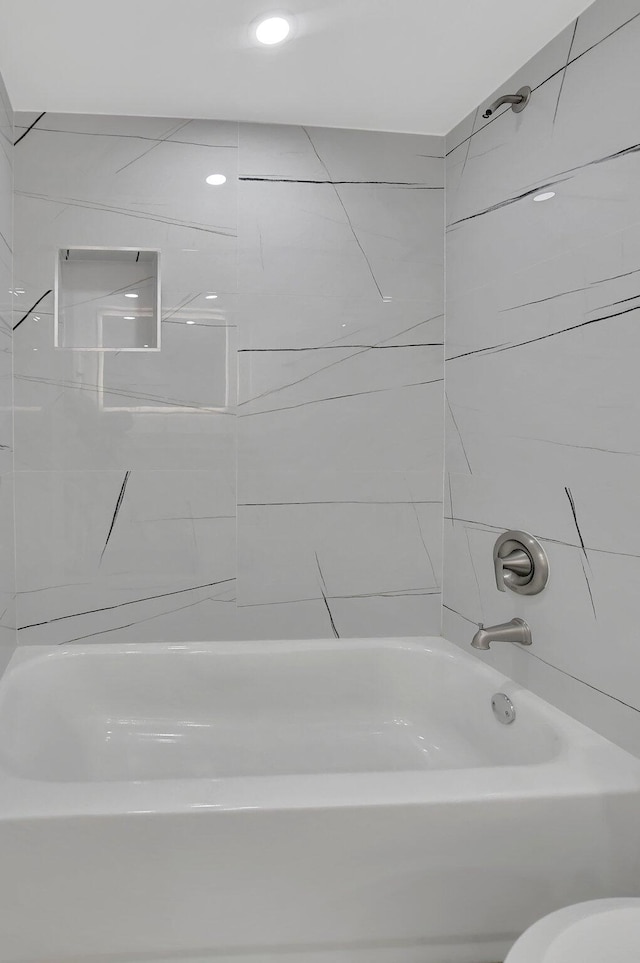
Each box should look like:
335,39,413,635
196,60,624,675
54,247,161,351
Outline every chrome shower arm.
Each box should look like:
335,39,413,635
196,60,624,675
483,94,523,115
482,86,532,119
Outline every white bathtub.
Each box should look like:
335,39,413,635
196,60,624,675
0,636,639,963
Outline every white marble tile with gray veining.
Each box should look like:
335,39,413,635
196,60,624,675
15,469,236,645
0,71,12,478
0,68,15,673
444,0,640,754
239,123,443,301
12,113,445,644
13,113,239,472
14,296,237,471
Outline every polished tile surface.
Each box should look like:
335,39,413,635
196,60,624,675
443,0,640,755
0,70,14,674
13,115,444,641
15,470,236,645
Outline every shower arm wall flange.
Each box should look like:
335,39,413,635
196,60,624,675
482,85,532,119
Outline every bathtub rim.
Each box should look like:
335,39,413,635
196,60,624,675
0,635,638,820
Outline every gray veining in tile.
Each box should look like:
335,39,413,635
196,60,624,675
444,0,640,755
0,67,15,676
13,114,444,643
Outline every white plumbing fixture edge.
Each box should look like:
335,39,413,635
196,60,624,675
505,898,640,962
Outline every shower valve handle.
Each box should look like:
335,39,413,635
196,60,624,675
493,530,549,596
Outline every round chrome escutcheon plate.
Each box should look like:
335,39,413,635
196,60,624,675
492,692,516,725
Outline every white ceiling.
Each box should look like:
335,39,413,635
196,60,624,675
0,0,594,134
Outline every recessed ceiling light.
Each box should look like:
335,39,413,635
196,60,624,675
143,344,149,348
255,15,291,45
206,173,227,186
186,320,196,325
533,191,555,202
124,292,139,298
124,316,136,320
205,293,218,300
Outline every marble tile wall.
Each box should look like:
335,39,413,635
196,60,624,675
9,0,640,760
443,0,640,755
0,70,14,676
13,115,444,643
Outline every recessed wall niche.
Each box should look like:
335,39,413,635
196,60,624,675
54,248,161,350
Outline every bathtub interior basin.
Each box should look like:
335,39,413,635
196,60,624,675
0,639,561,783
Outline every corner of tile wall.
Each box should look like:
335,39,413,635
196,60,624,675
443,0,640,755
